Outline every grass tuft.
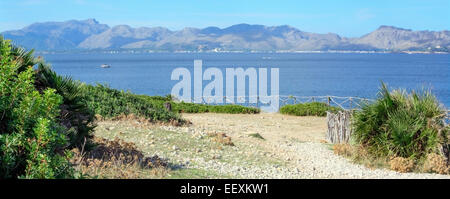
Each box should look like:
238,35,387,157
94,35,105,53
208,132,235,146
248,133,265,140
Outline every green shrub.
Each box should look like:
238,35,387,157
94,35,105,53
172,102,260,114
81,84,185,123
352,83,449,160
136,94,260,114
35,64,95,148
0,36,95,149
0,39,73,178
279,102,343,117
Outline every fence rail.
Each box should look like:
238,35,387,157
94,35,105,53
185,95,376,111
278,95,375,110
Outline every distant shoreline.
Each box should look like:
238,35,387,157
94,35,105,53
35,50,449,55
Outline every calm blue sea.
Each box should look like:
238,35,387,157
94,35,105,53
39,53,450,108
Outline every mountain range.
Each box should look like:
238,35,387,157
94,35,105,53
2,19,449,52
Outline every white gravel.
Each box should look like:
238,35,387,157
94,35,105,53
159,125,450,179
279,142,450,179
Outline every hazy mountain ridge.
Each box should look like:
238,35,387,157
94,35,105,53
2,19,449,52
2,19,109,50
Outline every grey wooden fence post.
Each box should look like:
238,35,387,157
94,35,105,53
326,110,353,144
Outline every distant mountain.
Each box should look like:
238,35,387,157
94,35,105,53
351,26,450,50
2,19,449,52
2,19,109,50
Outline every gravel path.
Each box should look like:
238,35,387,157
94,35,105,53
177,113,450,179
94,113,450,179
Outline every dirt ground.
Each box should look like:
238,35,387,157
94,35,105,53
182,113,328,143
92,113,450,178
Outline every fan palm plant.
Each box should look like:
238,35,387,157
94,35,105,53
35,63,95,148
352,82,449,160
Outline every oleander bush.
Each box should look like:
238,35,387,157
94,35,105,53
279,102,343,117
0,39,74,178
352,83,449,161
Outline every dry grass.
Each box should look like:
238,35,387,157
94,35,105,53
333,144,353,157
208,132,235,146
333,144,391,170
389,157,415,173
334,144,449,175
71,136,169,179
95,113,190,128
422,153,450,175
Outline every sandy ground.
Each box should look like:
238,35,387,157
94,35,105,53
182,113,327,143
94,113,450,179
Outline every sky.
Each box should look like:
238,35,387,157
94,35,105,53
0,0,449,37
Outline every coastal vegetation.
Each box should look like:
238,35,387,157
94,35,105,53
0,39,74,178
171,102,260,114
335,84,449,174
81,84,185,124
352,84,448,159
279,102,343,117
82,84,260,119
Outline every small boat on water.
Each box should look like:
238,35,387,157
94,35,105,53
101,64,111,68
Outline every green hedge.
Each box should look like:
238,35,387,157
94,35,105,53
80,84,185,123
279,102,343,117
136,95,260,114
172,102,260,114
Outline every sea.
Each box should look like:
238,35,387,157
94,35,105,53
38,52,450,109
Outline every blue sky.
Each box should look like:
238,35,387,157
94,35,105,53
0,0,449,37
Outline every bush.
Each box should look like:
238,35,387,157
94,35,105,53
0,36,95,149
81,84,185,124
279,102,343,117
35,64,95,148
0,39,73,178
352,83,449,160
173,102,260,114
136,95,260,114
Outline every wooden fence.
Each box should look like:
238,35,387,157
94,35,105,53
326,111,353,144
326,109,450,144
178,95,449,144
